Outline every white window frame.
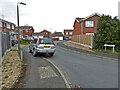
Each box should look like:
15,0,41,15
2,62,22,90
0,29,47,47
0,22,2,27
19,29,23,32
66,32,68,35
25,35,28,39
85,21,94,27
20,35,22,38
12,25,14,29
86,33,94,36
26,29,28,32
6,23,11,29
70,32,72,35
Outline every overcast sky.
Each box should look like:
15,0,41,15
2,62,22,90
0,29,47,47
0,0,119,33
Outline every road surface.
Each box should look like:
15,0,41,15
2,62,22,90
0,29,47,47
23,42,118,88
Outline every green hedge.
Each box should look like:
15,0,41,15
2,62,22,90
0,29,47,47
20,39,32,44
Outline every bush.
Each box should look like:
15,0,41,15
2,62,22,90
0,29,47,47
20,39,32,44
93,15,120,52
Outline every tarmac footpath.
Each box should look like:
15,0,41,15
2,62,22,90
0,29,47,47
16,46,69,88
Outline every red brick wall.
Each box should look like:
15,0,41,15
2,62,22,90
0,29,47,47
40,30,51,38
22,28,34,39
1,22,16,32
73,15,99,35
64,31,73,40
83,15,99,34
74,20,81,35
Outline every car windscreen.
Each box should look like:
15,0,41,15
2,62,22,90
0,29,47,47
40,38,53,44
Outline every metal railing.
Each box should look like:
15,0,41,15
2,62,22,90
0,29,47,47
0,31,11,65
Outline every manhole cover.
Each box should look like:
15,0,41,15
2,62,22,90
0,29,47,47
38,66,58,79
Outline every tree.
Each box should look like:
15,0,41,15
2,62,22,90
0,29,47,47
93,14,120,51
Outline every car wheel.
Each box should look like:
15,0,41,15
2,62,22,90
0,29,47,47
33,49,37,57
29,48,32,53
49,53,54,57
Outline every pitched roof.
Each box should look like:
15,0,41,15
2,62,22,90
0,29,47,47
52,32,63,37
64,29,73,32
73,12,101,27
0,18,15,25
40,30,51,33
33,32,44,36
76,18,85,22
16,26,33,29
76,12,101,23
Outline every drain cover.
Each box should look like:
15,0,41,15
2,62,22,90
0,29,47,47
38,66,58,79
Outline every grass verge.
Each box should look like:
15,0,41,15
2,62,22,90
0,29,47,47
93,49,120,56
1,50,21,89
20,43,29,45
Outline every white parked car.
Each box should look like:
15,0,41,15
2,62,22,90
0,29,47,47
29,38,56,57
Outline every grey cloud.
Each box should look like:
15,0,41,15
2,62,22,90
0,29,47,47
0,0,17,19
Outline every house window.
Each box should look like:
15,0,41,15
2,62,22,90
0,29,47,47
85,21,94,27
6,23,10,29
70,32,72,35
19,29,23,32
0,22,2,27
20,35,22,38
12,25,14,29
66,32,68,35
25,35,28,39
86,33,94,36
26,29,28,32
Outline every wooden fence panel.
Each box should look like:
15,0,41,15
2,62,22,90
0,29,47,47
71,35,93,48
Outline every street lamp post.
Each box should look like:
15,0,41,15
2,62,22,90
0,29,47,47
17,2,26,54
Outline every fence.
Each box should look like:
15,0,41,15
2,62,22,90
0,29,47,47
0,31,11,65
71,35,93,48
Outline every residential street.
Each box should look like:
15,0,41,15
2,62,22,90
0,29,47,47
22,41,118,88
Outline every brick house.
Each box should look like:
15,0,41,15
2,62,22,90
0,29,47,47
39,30,51,38
16,26,34,40
64,29,73,40
73,13,101,35
0,18,16,32
33,30,51,39
32,32,44,38
52,32,63,40
0,18,17,39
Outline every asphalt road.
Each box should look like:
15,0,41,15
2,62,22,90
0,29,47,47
23,41,118,88
45,42,118,88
